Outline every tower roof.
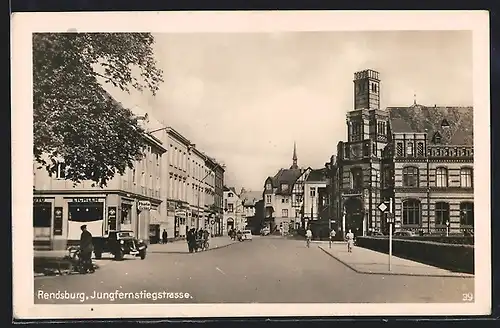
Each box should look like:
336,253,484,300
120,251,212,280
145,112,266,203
290,141,298,169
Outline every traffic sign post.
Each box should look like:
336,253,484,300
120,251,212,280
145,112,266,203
388,198,393,272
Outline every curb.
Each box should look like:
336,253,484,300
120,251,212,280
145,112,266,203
317,246,473,278
149,241,238,254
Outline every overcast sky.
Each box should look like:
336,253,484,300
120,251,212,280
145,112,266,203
102,31,472,191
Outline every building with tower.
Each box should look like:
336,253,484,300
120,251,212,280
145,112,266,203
263,143,304,234
327,69,474,237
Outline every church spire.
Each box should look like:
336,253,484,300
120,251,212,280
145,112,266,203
291,142,298,169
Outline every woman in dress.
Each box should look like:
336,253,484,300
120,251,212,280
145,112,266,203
345,229,355,253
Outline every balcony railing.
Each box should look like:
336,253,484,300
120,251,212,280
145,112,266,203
427,145,473,158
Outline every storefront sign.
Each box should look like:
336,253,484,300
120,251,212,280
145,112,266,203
72,197,101,203
34,198,47,203
53,207,63,235
138,200,151,211
107,206,117,232
175,210,187,218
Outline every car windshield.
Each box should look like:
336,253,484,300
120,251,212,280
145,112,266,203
118,231,134,238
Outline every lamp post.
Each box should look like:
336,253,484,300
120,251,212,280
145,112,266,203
197,169,214,230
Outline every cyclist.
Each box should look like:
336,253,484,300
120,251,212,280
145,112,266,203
305,228,313,247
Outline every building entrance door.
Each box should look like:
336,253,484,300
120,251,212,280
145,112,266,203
344,197,364,237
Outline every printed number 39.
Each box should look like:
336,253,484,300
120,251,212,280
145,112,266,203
462,293,474,302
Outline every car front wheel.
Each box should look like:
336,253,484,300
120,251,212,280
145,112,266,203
139,250,146,260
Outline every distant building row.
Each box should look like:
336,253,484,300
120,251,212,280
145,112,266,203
262,69,474,238
33,101,225,250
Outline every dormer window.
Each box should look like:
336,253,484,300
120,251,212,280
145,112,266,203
228,192,233,198
441,119,450,128
266,183,272,191
432,132,442,144
281,184,289,191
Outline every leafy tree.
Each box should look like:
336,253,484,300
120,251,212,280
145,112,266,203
33,33,163,187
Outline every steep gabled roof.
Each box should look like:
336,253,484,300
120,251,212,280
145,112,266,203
388,105,473,146
306,168,328,182
272,168,303,195
240,191,262,206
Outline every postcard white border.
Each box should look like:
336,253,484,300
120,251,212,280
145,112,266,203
12,10,491,319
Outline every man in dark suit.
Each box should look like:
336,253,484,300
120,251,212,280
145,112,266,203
79,225,94,273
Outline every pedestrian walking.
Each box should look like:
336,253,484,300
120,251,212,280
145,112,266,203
346,229,355,253
162,229,168,244
187,228,196,253
79,225,95,273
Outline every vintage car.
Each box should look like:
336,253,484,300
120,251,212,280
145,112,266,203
93,230,147,261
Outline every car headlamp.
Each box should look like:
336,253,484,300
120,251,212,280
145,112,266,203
120,240,124,244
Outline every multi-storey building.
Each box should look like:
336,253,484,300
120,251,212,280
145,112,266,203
223,187,244,233
33,112,166,250
263,146,303,234
213,161,225,236
239,189,262,232
163,127,191,240
303,168,329,236
328,69,474,237
188,146,208,230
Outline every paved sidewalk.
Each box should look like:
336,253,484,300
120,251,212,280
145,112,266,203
318,244,474,278
148,236,238,254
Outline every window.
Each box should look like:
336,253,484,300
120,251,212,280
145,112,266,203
227,204,234,213
460,202,474,226
435,167,448,187
382,167,392,188
406,142,414,156
309,187,316,197
396,142,403,157
281,184,289,191
132,169,136,184
417,142,424,157
266,195,272,203
224,199,227,208
350,167,363,189
432,132,442,144
55,163,66,179
460,168,473,188
435,202,450,226
282,209,288,218
402,167,419,187
282,198,285,203
402,199,421,225
266,183,272,190
228,192,233,198
372,143,377,156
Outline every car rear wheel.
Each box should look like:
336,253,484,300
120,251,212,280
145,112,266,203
139,250,146,260
115,249,124,261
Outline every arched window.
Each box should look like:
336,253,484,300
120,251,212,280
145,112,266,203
460,167,473,188
460,202,474,226
402,166,419,187
350,167,363,190
402,199,421,225
434,202,449,226
406,142,414,157
435,167,448,187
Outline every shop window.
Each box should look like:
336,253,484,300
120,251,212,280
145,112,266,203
282,209,288,218
121,204,132,225
33,202,51,227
